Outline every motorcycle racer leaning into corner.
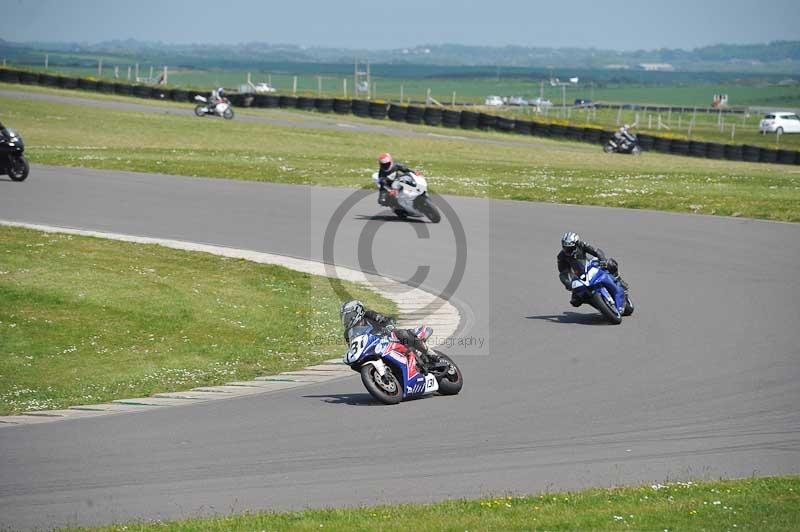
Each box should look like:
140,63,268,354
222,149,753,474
340,299,445,373
557,231,630,307
376,152,416,206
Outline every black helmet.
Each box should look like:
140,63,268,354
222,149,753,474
341,300,365,330
561,231,580,256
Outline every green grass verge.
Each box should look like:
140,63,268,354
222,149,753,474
71,476,800,531
4,84,800,222
0,226,394,415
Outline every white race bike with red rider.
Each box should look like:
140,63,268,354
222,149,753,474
372,170,441,223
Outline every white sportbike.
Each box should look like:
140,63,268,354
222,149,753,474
194,95,234,120
372,170,441,223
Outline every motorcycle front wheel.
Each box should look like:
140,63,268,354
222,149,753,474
416,195,441,223
194,105,206,117
623,295,635,316
223,108,234,120
434,353,463,396
8,155,29,182
360,364,402,405
603,144,614,153
592,291,622,325
632,146,642,156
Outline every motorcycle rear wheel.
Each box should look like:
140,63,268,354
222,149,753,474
8,156,29,182
360,364,402,405
592,291,622,325
434,353,463,396
194,105,206,117
416,195,441,223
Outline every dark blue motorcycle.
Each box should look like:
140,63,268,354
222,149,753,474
570,259,634,324
0,126,29,181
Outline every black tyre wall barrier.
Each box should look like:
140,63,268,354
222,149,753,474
0,69,20,83
114,83,132,96
98,81,115,94
671,140,690,155
442,109,461,128
387,104,407,122
706,142,725,159
565,125,583,142
315,98,334,113
549,124,567,138
495,116,514,132
296,96,315,110
478,113,497,130
18,71,39,84
637,134,656,151
460,110,479,129
263,94,280,108
777,149,798,165
61,76,79,89
423,107,443,126
742,145,760,162
513,119,532,135
279,95,297,108
405,105,424,124
352,100,370,117
333,98,352,114
131,85,152,98
531,121,549,137
583,128,603,144
171,89,188,102
369,101,387,119
653,136,673,153
39,73,60,87
759,148,778,164
689,141,708,158
724,144,743,161
78,78,99,91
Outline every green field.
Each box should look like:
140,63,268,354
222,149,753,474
3,83,799,222
12,64,800,107
73,476,800,532
0,225,393,414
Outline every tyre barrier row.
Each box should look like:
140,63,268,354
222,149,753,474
1,66,797,165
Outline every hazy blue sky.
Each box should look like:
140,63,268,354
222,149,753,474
2,0,798,50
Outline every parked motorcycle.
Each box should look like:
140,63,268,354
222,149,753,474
569,259,634,324
0,126,29,181
372,171,441,223
194,95,234,120
604,132,641,155
344,324,463,404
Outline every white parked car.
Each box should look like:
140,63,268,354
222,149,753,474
484,95,504,107
759,112,800,134
254,82,276,93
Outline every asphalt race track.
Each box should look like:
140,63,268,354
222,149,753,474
1,165,799,529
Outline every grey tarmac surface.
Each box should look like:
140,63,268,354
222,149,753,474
0,165,799,530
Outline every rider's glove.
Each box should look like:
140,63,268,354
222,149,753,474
598,259,608,269
385,323,395,332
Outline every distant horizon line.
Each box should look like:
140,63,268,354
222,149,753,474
2,37,797,54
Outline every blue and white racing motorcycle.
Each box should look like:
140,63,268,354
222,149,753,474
570,259,634,325
344,325,463,404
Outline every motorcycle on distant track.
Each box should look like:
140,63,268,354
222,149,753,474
569,259,634,325
194,95,234,120
0,126,29,181
372,170,441,223
603,129,641,155
344,324,463,404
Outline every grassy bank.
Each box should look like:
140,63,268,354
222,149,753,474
0,226,394,415
73,476,800,531
3,85,800,222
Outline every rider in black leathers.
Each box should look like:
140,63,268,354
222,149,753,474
340,299,443,372
377,152,414,206
557,232,628,307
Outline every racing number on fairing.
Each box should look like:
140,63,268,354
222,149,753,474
346,335,367,364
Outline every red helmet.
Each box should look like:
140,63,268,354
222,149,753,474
378,152,393,172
